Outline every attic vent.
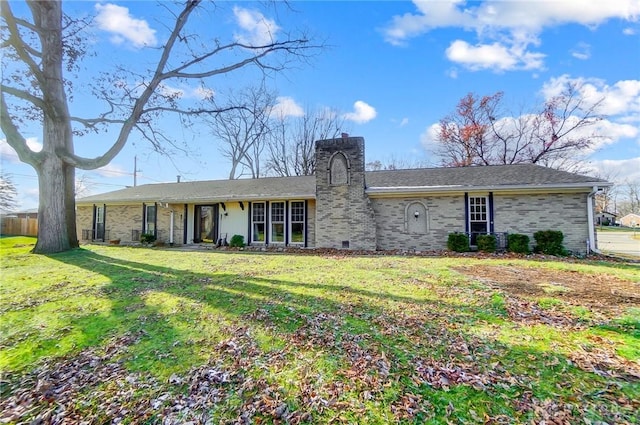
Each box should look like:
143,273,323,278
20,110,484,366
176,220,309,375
341,240,350,249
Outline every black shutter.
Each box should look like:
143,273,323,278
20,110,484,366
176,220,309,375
142,203,146,234
183,204,188,244
488,192,494,233
92,204,97,240
154,202,158,238
265,201,269,245
464,193,469,234
103,204,107,241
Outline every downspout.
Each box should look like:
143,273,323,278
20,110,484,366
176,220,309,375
587,186,600,254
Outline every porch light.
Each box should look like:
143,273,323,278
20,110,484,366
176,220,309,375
414,211,420,220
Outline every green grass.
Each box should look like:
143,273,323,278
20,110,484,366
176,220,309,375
1,236,639,424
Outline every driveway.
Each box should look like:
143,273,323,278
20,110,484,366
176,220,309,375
597,231,640,257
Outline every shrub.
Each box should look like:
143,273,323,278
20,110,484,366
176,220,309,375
140,233,156,244
507,233,530,254
476,234,497,252
229,234,245,248
447,232,469,252
533,230,567,256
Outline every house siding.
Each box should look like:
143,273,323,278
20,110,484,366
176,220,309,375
370,195,464,251
494,193,590,254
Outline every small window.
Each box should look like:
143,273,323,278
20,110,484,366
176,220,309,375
271,202,285,243
252,202,265,243
290,201,305,244
145,205,156,234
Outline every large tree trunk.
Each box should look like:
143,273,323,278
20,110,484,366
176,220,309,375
31,1,78,254
34,155,77,253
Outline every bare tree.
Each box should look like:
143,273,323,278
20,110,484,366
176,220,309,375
366,154,429,171
1,1,318,253
434,85,604,172
0,173,18,212
266,107,346,176
207,86,276,179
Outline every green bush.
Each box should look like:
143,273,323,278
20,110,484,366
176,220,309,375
533,230,567,256
140,232,156,244
229,234,245,248
476,234,497,252
447,232,469,252
507,233,530,254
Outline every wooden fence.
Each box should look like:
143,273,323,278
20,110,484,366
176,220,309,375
1,217,38,237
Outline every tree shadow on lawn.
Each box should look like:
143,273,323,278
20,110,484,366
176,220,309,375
8,247,635,423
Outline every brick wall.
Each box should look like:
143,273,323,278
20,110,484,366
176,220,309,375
494,192,590,254
369,192,591,254
76,203,184,245
315,137,376,250
370,195,464,251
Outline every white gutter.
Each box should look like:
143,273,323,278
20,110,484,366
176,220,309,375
366,181,612,196
586,185,601,254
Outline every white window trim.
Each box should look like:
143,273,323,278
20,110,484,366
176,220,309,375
145,204,156,234
251,202,266,244
288,200,305,246
269,201,286,244
468,195,489,234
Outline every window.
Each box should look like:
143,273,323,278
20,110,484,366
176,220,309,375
468,196,488,243
271,202,285,243
290,201,305,244
145,204,156,234
252,202,265,243
94,205,105,240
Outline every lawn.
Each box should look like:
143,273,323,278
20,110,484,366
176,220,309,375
1,237,639,424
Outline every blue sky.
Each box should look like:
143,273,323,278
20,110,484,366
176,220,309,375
2,0,639,210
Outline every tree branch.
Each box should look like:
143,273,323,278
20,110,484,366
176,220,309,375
1,84,46,109
0,92,42,167
1,2,45,85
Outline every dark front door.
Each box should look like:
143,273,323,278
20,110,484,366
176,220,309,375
194,205,218,243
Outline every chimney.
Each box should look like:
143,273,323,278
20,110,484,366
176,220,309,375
341,132,349,139
177,175,181,183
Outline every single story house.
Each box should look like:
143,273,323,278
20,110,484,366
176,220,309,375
76,136,611,254
596,211,617,226
619,213,640,228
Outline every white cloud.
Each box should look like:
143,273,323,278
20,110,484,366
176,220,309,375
1,137,42,162
570,42,591,60
343,101,377,124
383,0,640,72
541,75,640,121
385,0,640,44
445,39,544,72
587,157,640,184
270,96,304,119
157,83,215,101
233,7,280,46
95,3,157,48
623,27,637,35
399,117,409,127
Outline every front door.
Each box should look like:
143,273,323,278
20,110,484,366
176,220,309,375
194,205,218,243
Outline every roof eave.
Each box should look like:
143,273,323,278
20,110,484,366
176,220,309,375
365,181,611,197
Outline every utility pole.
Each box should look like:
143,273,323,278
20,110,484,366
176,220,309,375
133,156,142,187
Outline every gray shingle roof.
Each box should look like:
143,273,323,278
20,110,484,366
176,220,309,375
77,164,609,204
365,164,608,192
77,175,316,204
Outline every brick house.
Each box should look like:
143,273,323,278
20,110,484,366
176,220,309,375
76,136,611,254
